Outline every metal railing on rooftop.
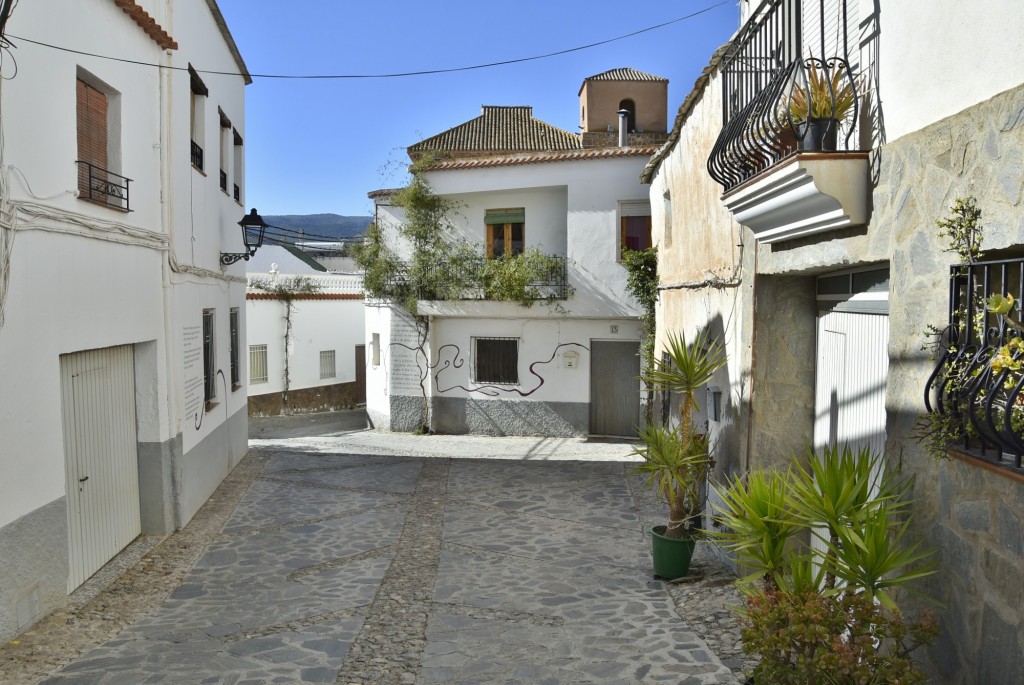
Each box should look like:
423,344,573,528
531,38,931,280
925,258,1024,475
707,0,861,191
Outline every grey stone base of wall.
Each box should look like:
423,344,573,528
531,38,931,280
431,396,588,437
176,405,248,530
0,498,69,643
248,381,363,417
137,433,182,536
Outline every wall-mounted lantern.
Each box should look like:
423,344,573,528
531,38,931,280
220,208,267,266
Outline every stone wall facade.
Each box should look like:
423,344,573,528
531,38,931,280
745,83,1024,684
248,381,363,417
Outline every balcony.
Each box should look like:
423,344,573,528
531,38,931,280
385,255,570,303
220,169,228,192
191,140,204,171
707,0,869,244
233,183,240,203
76,161,131,211
925,258,1024,476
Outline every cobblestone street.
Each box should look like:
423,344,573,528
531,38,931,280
1,411,752,684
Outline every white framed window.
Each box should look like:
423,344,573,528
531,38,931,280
319,349,336,379
189,65,207,171
474,337,519,385
249,344,268,384
619,200,652,258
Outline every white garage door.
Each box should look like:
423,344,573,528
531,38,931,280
60,345,141,590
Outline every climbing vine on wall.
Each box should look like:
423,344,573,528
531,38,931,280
622,246,658,424
249,275,320,411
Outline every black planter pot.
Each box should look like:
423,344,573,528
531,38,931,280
799,117,839,151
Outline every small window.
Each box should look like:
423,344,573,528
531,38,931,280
474,337,519,385
219,109,230,193
189,65,207,171
229,308,240,389
620,200,652,256
485,208,525,258
320,350,337,379
249,344,268,384
202,309,216,408
371,333,381,367
76,72,128,210
232,129,243,203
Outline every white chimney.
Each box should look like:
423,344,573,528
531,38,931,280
617,109,629,147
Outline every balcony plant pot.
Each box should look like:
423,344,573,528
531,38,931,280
650,525,696,579
799,117,838,151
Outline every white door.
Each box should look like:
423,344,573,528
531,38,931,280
60,346,141,590
813,310,890,456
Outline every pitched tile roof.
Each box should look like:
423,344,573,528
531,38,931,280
423,145,662,171
583,67,668,83
408,106,580,158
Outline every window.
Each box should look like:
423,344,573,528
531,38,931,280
619,99,636,132
371,333,381,367
474,337,519,385
229,308,240,389
620,200,652,256
202,309,216,408
319,350,337,379
189,65,208,171
218,109,230,193
485,208,525,258
76,72,128,210
249,344,268,383
232,129,243,203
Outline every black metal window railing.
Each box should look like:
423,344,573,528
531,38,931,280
76,161,131,211
191,140,204,170
383,255,570,302
925,258,1024,474
233,183,240,202
219,169,228,192
707,0,861,191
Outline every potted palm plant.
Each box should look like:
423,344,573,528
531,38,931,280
786,62,860,151
634,328,727,579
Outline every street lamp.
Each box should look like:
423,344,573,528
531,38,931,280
220,208,268,266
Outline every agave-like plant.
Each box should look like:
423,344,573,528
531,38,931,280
787,62,860,124
632,423,711,539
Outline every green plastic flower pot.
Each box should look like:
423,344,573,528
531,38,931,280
650,525,696,579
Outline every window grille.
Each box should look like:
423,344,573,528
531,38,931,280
320,349,336,379
474,337,519,385
202,310,216,406
249,344,268,384
229,308,240,388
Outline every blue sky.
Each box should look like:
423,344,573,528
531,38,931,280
216,1,740,218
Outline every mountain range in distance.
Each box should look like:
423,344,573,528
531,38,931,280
263,213,371,242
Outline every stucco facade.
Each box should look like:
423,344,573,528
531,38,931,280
0,0,250,641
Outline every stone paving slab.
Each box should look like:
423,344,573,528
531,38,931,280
33,429,741,685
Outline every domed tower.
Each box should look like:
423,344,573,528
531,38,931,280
578,67,669,148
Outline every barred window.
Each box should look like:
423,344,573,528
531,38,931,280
320,349,336,379
474,337,519,385
229,308,240,388
202,310,216,407
249,344,268,384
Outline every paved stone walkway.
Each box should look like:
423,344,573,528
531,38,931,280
25,413,747,684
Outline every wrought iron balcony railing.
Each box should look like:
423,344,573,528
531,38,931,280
925,258,1024,474
233,183,240,202
708,0,861,191
383,255,570,302
191,140,204,170
76,161,132,211
219,169,228,192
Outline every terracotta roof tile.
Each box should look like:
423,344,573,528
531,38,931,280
408,106,580,159
113,0,177,50
424,145,661,171
582,67,668,83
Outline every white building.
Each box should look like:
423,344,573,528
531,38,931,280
0,0,251,640
246,247,366,415
366,69,669,437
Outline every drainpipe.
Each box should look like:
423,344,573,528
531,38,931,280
618,109,629,147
